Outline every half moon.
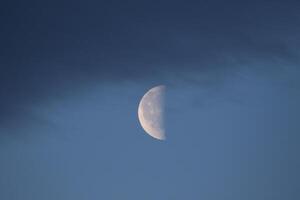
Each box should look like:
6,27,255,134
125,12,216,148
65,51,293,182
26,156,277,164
138,85,166,140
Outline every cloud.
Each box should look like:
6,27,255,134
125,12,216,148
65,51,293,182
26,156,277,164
0,0,299,129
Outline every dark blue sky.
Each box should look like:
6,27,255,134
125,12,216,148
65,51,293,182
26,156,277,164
0,1,300,199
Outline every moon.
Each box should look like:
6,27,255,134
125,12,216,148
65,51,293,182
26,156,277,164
138,85,166,140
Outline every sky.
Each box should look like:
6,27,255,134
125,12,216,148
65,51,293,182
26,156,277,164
0,0,300,199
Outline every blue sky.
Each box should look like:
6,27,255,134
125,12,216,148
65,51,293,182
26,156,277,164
0,0,300,199
1,66,299,199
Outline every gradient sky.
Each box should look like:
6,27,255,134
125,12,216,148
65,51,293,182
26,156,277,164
0,1,300,199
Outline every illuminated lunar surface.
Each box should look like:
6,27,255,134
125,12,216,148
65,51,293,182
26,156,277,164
138,85,166,140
